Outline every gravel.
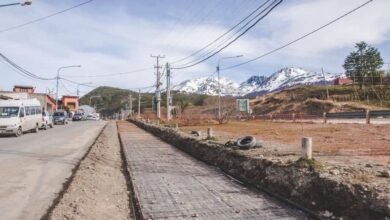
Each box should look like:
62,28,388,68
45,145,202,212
49,121,131,220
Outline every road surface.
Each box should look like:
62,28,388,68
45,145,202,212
118,121,310,219
0,120,106,220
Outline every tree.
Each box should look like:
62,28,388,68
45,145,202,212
343,41,383,88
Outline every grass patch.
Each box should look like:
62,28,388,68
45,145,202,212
295,158,324,170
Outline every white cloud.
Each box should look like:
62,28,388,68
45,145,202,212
0,0,389,96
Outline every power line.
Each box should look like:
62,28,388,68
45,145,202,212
0,53,54,80
223,0,374,71
173,0,277,68
171,0,273,64
0,0,95,34
171,0,283,70
61,67,153,78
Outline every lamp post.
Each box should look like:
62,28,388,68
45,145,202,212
216,55,243,122
55,65,81,110
0,0,32,7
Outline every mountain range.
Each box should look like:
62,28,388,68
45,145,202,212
175,67,344,97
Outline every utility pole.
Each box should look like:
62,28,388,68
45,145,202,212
129,94,133,117
322,68,329,99
151,54,165,120
166,62,171,121
138,89,141,119
217,65,221,121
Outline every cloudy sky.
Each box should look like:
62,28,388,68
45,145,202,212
0,0,389,96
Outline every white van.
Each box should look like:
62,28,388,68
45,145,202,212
0,99,42,137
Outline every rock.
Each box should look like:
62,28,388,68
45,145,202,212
191,213,198,218
330,169,340,175
380,170,390,178
190,131,202,137
365,164,373,168
321,210,333,218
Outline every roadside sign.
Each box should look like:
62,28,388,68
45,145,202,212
236,99,250,113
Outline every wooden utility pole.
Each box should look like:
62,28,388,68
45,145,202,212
166,62,171,121
151,55,165,120
138,89,141,119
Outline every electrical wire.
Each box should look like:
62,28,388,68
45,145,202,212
223,0,374,71
171,0,273,64
0,53,54,80
173,0,278,68
61,67,153,78
171,0,283,70
0,0,95,34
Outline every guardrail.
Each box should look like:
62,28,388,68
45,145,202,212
323,110,390,124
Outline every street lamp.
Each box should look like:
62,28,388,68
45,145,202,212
55,65,81,110
0,0,32,7
216,55,243,122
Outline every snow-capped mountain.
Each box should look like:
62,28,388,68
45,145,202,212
245,67,344,96
175,67,344,96
174,76,241,96
239,75,267,94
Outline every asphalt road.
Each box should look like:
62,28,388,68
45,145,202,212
0,120,106,220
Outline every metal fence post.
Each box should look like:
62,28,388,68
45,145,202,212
366,110,370,124
323,112,327,124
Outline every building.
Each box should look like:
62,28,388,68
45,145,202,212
0,85,57,113
13,85,35,93
59,95,79,112
334,77,353,85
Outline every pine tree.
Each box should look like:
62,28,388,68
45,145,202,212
343,41,383,88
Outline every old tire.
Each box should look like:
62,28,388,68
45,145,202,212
15,127,23,137
237,136,256,150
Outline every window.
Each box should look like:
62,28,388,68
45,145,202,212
0,107,19,117
25,107,31,116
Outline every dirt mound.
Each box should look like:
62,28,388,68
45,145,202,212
251,85,390,115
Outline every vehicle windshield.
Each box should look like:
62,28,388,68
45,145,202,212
0,107,19,117
53,112,65,117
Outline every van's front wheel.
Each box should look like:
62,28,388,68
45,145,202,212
15,127,23,137
32,124,39,133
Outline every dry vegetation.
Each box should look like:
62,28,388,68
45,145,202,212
180,120,390,164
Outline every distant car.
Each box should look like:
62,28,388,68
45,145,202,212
72,113,83,121
41,111,53,130
53,111,68,125
86,114,95,120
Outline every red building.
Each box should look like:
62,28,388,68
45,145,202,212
13,85,35,93
334,77,353,85
61,95,79,111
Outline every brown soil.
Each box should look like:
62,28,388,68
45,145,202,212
49,121,131,220
181,120,390,164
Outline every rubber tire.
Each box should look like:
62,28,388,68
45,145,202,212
15,127,23,137
237,136,257,150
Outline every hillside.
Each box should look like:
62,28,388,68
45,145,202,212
251,85,390,115
80,86,210,115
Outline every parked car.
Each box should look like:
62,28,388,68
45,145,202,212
72,113,83,121
41,111,54,130
53,111,68,125
0,99,42,137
